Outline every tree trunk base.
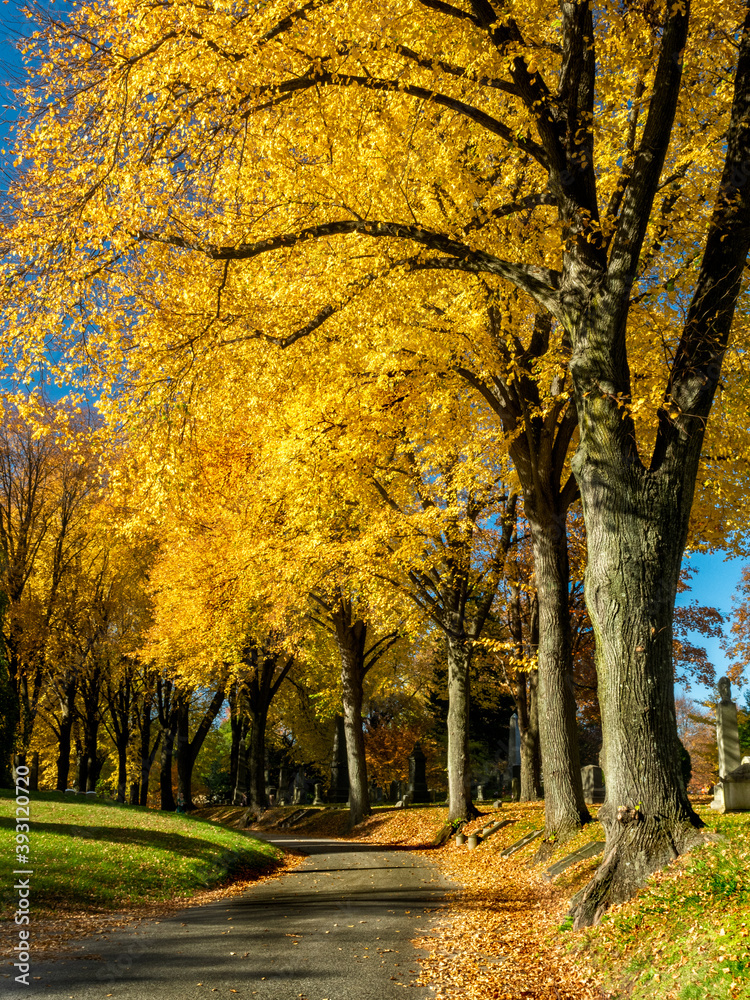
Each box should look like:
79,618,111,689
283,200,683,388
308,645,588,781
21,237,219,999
568,816,704,929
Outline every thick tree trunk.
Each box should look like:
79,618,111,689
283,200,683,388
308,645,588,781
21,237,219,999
337,620,371,827
55,679,77,791
229,684,241,795
234,725,249,804
115,734,128,802
82,721,100,792
519,671,542,801
139,719,160,807
569,472,703,926
159,719,177,811
176,695,192,809
446,634,475,821
247,709,267,813
529,517,590,835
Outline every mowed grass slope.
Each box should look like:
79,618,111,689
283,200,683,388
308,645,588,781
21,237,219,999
0,789,281,917
576,805,750,1000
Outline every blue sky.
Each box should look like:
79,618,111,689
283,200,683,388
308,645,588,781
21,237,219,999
678,552,747,706
0,7,746,710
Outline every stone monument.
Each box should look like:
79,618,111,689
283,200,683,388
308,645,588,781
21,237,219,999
329,715,350,803
504,714,522,787
312,782,325,806
716,677,742,778
292,769,306,805
408,742,430,803
581,764,605,804
711,677,750,812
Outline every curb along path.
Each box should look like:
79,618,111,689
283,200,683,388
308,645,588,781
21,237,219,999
14,835,456,1000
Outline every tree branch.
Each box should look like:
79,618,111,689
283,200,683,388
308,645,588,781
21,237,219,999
136,221,562,318
241,71,549,165
608,4,690,285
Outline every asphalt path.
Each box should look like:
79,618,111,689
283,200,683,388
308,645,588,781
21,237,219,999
5,834,455,1000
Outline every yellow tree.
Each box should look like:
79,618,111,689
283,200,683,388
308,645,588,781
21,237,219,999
0,395,100,783
8,0,750,919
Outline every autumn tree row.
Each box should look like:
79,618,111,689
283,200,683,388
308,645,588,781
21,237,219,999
5,0,750,923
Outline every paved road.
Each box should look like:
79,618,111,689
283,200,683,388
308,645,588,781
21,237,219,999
5,835,454,1000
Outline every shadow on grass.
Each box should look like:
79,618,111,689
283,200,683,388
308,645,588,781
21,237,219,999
0,814,276,861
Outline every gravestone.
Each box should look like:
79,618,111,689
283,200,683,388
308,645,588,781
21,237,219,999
376,785,384,803
499,829,543,857
712,762,750,812
504,714,522,787
329,715,350,803
716,677,742,778
312,783,325,806
389,780,399,802
581,764,605,804
476,784,486,802
408,742,430,803
545,841,606,878
711,678,750,813
292,769,306,805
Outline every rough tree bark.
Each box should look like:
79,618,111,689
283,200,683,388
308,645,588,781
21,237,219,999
312,592,400,828
445,632,473,820
565,2,750,925
531,514,588,832
458,315,588,835
336,609,371,827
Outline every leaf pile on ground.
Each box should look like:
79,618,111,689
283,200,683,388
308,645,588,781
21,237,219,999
231,802,453,842
409,803,609,1000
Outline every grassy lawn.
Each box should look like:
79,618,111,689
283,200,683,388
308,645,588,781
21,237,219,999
575,804,750,1000
0,789,282,918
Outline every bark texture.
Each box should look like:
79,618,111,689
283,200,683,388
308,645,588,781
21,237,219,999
314,591,400,827
565,3,750,923
569,474,702,925
531,519,589,832
458,310,588,835
446,634,473,820
332,598,371,827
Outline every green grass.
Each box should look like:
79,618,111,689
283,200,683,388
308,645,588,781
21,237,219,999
0,788,282,916
573,806,750,999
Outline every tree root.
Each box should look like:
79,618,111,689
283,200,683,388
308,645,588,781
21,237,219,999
568,818,704,929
